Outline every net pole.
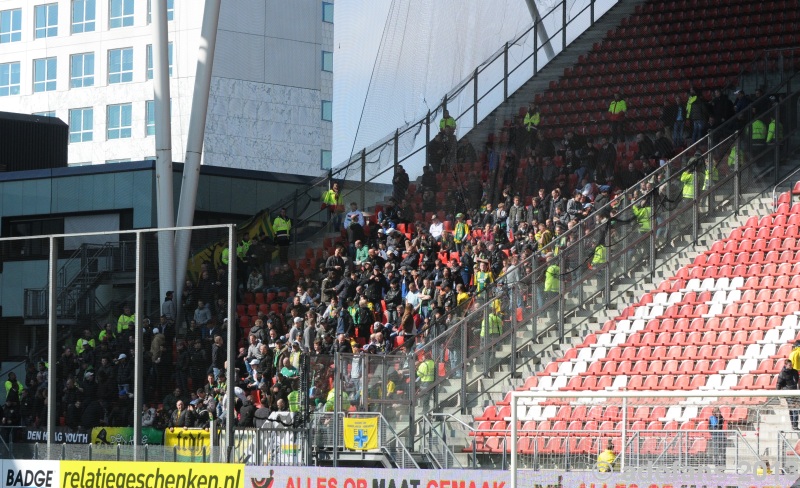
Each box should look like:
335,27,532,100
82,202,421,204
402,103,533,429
510,393,518,488
621,396,627,473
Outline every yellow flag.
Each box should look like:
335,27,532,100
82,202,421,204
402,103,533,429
343,417,378,450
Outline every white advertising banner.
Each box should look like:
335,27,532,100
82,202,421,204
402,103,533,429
518,470,800,488
245,467,508,488
1,460,60,488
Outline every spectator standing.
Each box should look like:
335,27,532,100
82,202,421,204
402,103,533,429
273,208,292,265
322,182,344,230
708,407,726,465
686,88,709,144
161,291,176,324
777,359,800,430
392,166,410,202
607,92,627,144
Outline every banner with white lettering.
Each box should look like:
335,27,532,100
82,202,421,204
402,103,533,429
1,460,59,488
22,428,89,444
246,467,508,488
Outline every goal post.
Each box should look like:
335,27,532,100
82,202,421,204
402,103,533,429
509,389,800,487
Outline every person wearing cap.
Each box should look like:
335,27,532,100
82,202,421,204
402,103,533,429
289,316,304,344
116,353,133,394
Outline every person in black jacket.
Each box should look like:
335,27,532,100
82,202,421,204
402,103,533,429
238,395,257,427
777,359,800,429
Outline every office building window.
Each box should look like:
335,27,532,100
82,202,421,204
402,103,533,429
322,51,333,72
0,62,21,96
146,0,174,23
321,150,332,170
145,100,155,136
70,53,94,88
107,103,132,139
35,3,59,38
321,100,332,121
146,42,173,80
72,0,96,33
109,0,134,29
322,2,333,23
108,47,133,84
0,9,22,43
34,111,56,117
69,108,93,142
33,57,57,92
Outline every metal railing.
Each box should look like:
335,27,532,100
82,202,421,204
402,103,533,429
408,84,800,441
23,240,137,320
262,0,623,256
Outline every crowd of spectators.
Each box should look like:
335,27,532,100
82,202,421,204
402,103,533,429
5,83,778,435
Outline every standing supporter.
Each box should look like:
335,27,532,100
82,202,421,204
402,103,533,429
607,92,627,144
273,208,292,264
322,182,344,230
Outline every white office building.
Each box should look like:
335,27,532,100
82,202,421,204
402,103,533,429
0,0,333,175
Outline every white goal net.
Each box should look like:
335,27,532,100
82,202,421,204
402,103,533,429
507,389,800,487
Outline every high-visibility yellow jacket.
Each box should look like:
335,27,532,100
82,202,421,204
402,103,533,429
480,313,503,337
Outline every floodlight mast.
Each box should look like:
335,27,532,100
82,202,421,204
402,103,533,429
153,0,176,301
174,0,222,312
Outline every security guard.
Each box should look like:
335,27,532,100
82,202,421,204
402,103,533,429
608,92,627,143
439,109,456,134
273,208,292,264
416,352,436,409
480,310,503,337
543,254,560,299
680,165,696,203
524,103,540,132
750,118,767,143
632,201,652,234
767,116,783,143
591,242,607,269
220,245,229,266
